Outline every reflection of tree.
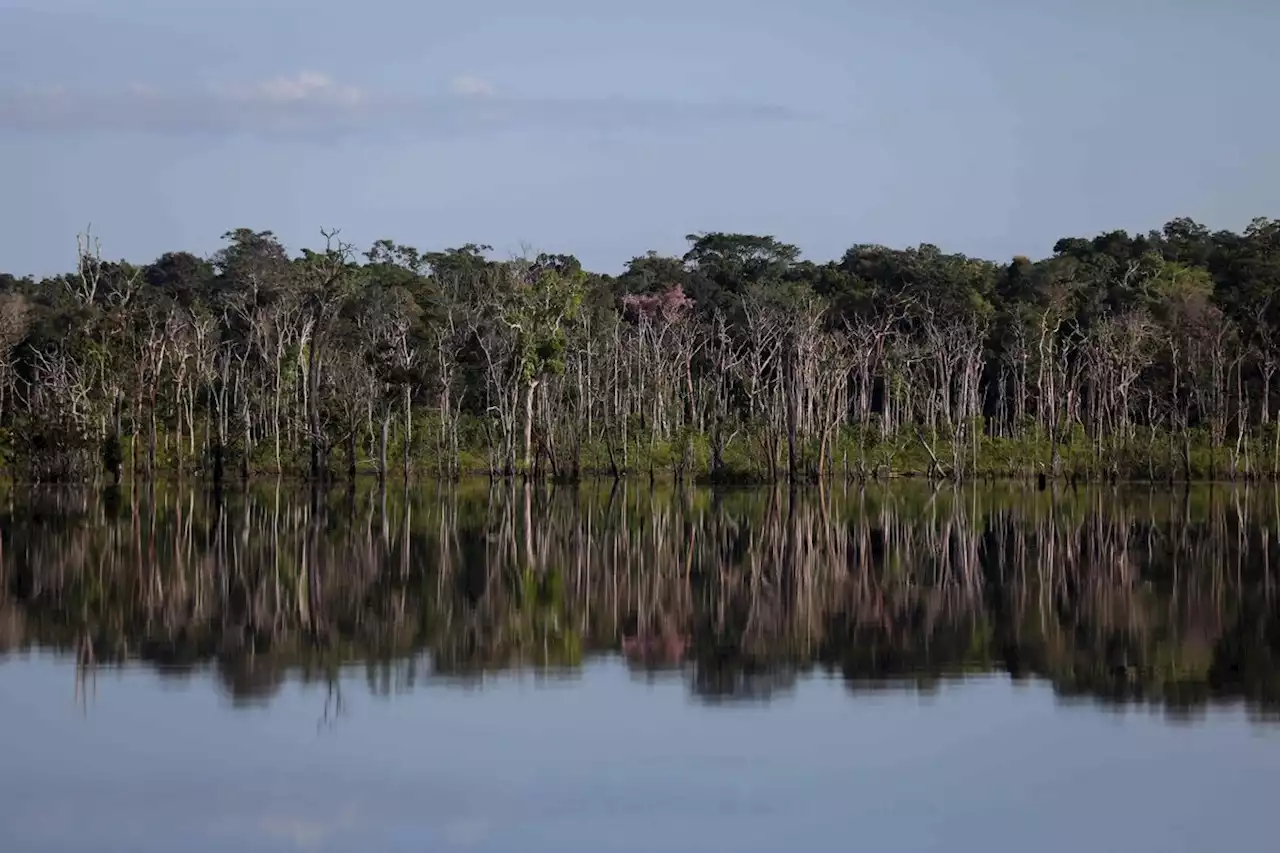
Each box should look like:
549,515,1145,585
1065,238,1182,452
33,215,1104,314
216,656,286,707
319,667,345,732
1,482,1278,717
74,631,97,714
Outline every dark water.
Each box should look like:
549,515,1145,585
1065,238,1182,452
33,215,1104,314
2,482,1278,852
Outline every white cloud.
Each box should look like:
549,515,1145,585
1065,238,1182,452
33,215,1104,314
0,71,373,135
0,71,802,137
216,71,365,105
449,74,496,99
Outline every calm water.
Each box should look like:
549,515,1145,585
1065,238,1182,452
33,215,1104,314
2,482,1278,852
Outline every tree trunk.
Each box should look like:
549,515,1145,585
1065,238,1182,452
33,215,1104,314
786,357,800,480
213,380,227,487
308,338,323,481
131,391,141,478
273,354,283,474
241,410,251,481
105,393,123,484
1273,419,1279,479
402,383,412,481
147,390,157,480
379,412,390,484
523,379,540,477
1182,426,1193,482
347,424,358,482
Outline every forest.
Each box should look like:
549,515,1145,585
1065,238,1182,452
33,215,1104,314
1,215,1278,483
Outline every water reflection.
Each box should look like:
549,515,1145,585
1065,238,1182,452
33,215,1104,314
2,482,1278,719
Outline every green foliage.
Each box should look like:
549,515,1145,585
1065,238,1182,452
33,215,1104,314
2,216,1280,484
505,264,586,383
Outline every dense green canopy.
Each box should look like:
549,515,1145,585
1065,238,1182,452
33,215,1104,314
1,216,1277,482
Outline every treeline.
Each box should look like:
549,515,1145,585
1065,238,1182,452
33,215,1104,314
1,216,1279,482
3,483,1278,714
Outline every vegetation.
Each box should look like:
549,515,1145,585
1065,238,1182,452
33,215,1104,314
2,482,1278,719
2,217,1280,482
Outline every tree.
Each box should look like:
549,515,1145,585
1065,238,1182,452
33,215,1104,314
1,214,1278,484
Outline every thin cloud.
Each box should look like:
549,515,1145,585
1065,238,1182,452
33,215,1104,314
0,71,803,138
213,71,365,105
450,74,496,99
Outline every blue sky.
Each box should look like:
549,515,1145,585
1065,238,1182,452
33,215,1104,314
0,0,1276,275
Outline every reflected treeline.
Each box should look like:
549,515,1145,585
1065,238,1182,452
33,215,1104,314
1,482,1279,718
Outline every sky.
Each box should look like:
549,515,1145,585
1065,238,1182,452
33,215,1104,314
0,0,1277,276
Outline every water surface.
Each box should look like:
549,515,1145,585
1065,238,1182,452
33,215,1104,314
2,483,1278,852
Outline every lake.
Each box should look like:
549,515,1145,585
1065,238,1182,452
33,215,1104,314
1,482,1278,852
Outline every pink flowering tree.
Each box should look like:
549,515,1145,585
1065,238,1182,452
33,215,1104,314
619,285,700,478
621,284,695,324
